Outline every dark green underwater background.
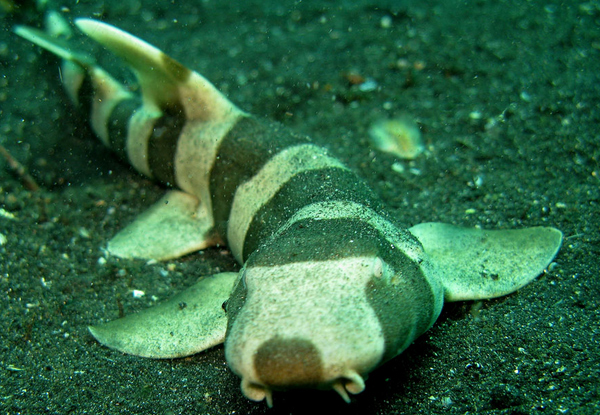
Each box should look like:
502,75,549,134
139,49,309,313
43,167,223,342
1,0,598,413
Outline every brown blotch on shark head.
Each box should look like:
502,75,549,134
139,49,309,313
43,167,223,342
254,337,324,389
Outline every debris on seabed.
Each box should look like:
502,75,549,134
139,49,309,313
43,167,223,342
132,290,145,298
358,78,378,92
0,143,40,191
0,207,16,220
368,116,425,160
380,15,393,29
391,162,405,174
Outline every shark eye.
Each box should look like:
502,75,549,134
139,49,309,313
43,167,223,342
372,257,384,278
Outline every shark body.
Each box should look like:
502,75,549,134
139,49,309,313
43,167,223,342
15,18,562,407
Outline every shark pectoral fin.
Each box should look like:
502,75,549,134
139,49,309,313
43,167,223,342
108,190,218,261
409,223,563,302
74,19,243,121
89,272,239,358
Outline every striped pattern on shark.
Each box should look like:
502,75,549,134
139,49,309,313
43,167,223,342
14,18,563,407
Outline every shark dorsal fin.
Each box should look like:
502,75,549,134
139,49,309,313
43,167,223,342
75,19,243,121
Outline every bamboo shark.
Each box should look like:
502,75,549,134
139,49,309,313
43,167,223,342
15,18,562,407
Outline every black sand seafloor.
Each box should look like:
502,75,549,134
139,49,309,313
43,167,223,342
1,0,598,414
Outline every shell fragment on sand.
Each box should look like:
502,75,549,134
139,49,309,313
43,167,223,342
368,116,424,159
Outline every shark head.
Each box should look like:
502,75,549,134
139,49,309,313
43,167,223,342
224,256,388,406
223,217,443,408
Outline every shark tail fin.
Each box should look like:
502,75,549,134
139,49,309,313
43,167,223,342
14,14,135,146
14,14,97,105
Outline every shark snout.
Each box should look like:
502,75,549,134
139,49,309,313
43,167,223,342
224,258,389,406
233,335,367,407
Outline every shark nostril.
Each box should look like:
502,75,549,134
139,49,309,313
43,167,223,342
254,336,324,388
